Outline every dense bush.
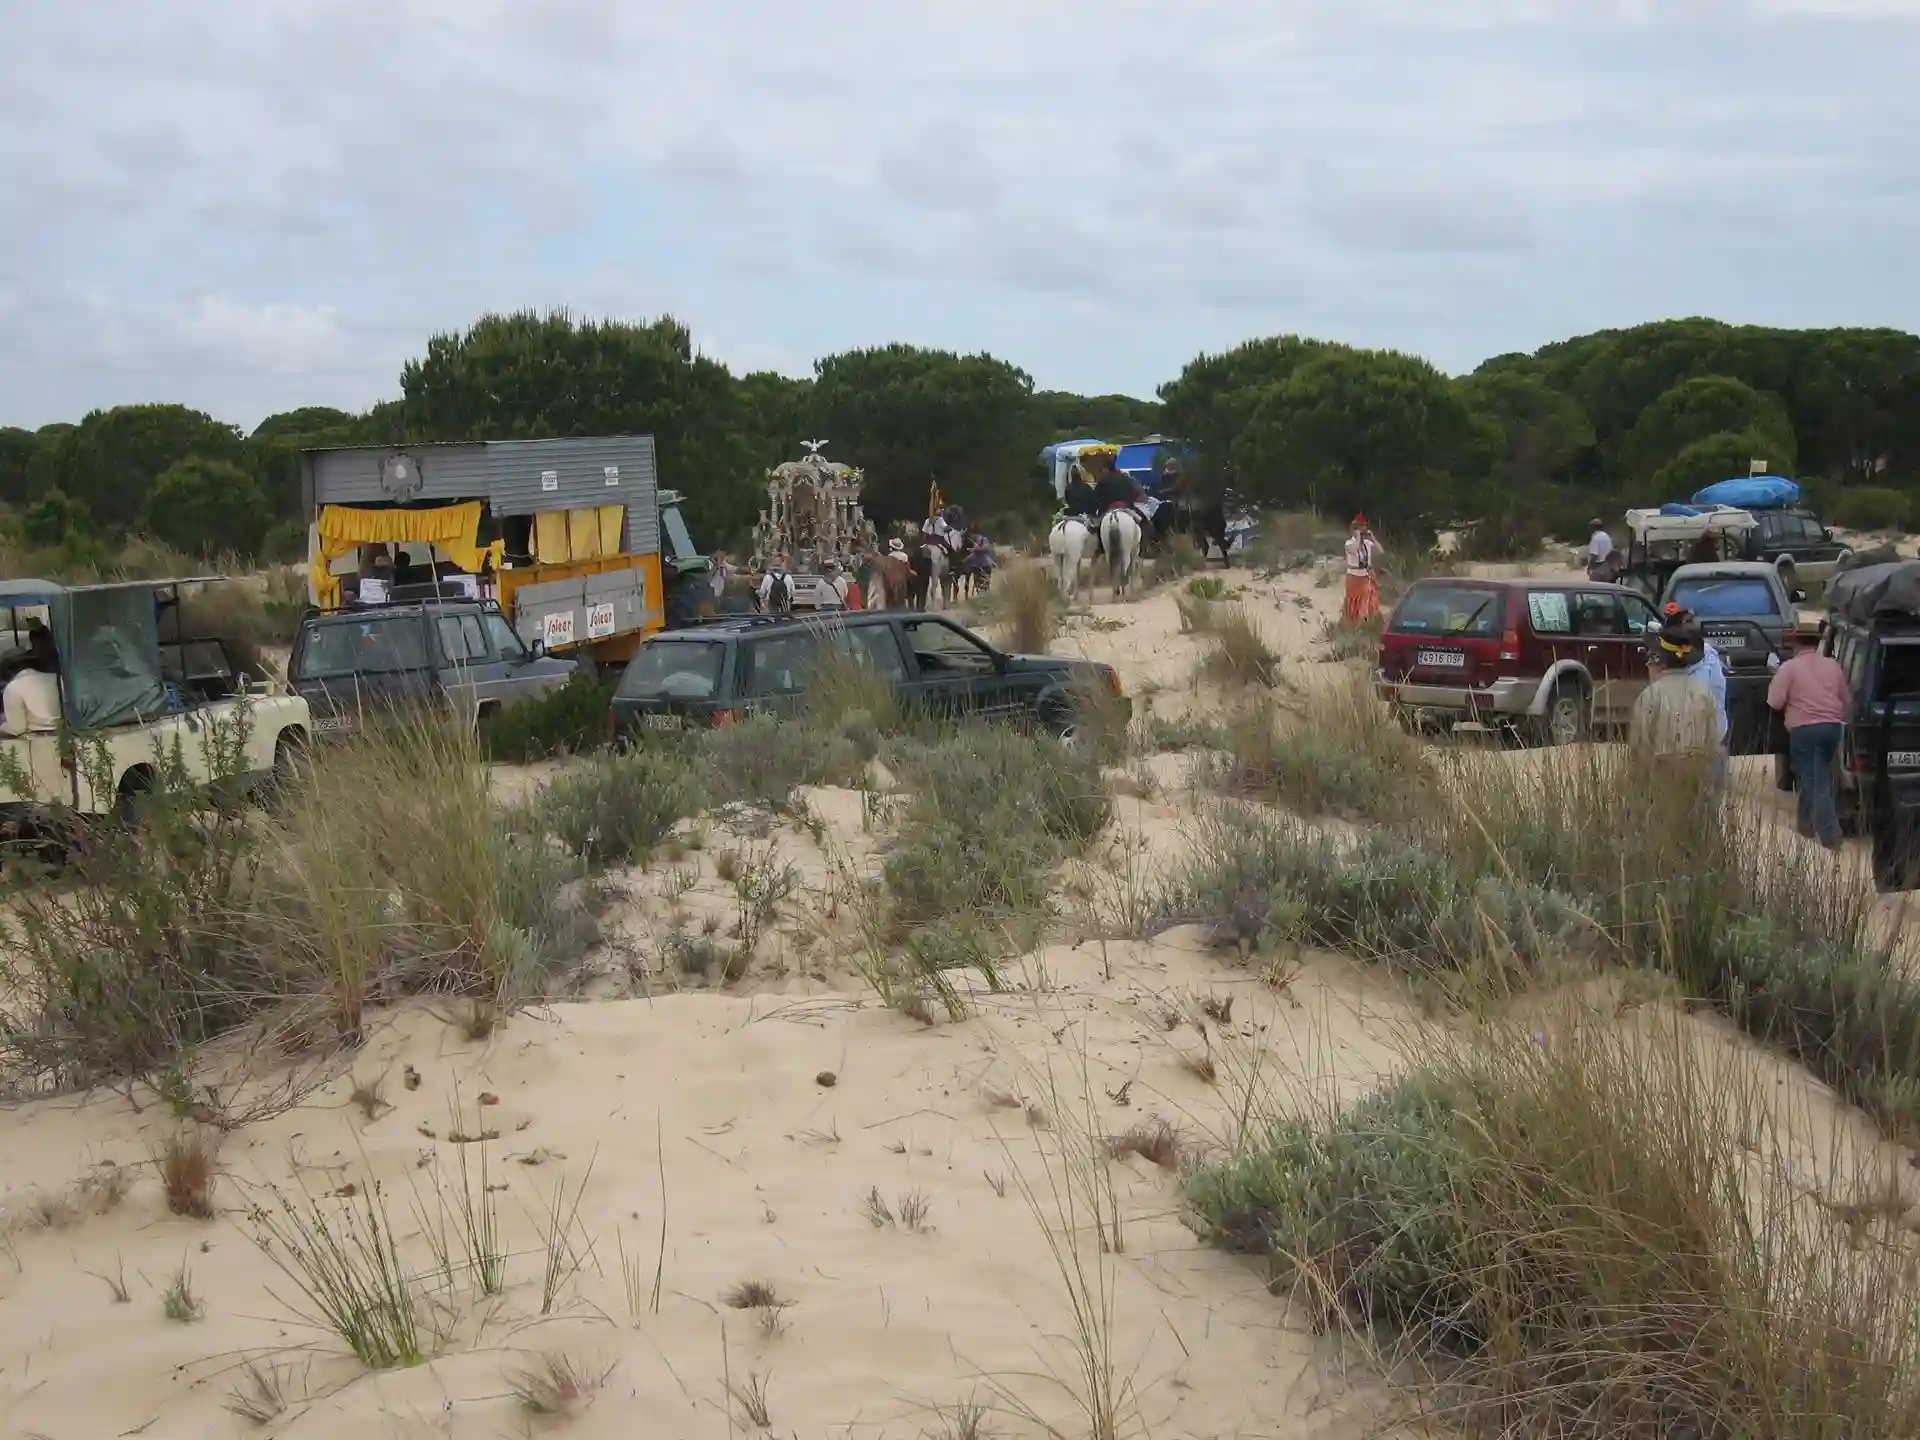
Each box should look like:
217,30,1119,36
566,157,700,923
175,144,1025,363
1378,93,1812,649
478,673,616,762
1830,486,1911,533
535,748,706,868
1188,1018,1920,1438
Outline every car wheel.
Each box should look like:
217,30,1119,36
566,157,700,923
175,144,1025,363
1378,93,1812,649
115,766,157,830
1535,679,1590,748
262,729,311,803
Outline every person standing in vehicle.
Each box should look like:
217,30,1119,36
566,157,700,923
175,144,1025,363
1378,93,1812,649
1342,515,1383,625
1767,626,1851,851
1585,517,1615,580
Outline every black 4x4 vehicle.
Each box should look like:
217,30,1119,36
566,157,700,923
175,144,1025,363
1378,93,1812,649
609,611,1125,743
1808,560,1920,891
291,598,578,737
1740,507,1852,589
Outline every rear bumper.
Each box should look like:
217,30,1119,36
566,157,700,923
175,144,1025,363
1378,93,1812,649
1374,672,1538,719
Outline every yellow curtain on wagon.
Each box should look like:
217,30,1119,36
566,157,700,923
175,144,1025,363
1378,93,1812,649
533,505,625,563
311,502,502,608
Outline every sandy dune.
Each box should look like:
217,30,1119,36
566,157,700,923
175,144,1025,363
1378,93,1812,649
1,555,1914,1438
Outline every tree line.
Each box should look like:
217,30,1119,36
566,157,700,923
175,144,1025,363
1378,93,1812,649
6,310,1920,565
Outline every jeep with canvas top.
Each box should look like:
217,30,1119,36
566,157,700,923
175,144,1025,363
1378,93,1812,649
0,577,311,823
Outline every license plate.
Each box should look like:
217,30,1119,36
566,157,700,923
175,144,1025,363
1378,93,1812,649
1889,751,1920,769
642,713,682,731
314,715,353,733
1707,633,1746,649
1416,649,1467,670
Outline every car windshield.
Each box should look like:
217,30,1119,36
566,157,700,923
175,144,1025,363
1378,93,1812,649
619,641,726,700
294,617,430,680
1389,584,1503,639
1670,577,1782,619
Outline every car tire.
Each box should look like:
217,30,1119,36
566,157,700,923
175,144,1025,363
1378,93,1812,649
1533,678,1590,748
115,766,156,830
262,728,310,804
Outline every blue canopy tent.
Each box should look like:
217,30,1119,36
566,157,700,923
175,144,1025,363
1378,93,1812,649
1691,475,1801,510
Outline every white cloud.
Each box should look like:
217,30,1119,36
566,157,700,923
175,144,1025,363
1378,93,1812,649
1,0,1917,425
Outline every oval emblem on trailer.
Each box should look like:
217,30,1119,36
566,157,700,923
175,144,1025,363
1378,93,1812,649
380,452,424,500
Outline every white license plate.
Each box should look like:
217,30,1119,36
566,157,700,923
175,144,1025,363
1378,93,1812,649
1416,649,1467,670
1889,751,1920,769
642,713,682,731
314,714,353,733
1707,633,1746,649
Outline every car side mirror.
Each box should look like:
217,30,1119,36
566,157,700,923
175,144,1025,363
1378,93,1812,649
991,651,1009,674
529,637,545,660
1791,589,1808,604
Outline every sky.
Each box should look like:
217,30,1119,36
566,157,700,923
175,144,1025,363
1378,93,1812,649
2,0,1918,431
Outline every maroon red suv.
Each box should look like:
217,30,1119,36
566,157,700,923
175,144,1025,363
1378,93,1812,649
1374,576,1660,744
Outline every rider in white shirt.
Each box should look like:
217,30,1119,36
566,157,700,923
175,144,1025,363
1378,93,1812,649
1586,518,1616,577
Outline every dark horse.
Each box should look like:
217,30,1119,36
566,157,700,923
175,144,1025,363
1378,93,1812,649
1152,493,1232,566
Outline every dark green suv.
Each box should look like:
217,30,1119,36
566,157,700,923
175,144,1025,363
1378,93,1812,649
609,611,1126,743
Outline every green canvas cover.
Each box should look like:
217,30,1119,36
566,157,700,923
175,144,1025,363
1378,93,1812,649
51,585,166,731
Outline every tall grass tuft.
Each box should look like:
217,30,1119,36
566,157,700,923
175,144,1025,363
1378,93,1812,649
248,1179,426,1369
1214,678,1438,822
1199,605,1281,687
999,564,1058,656
1189,1006,1920,1438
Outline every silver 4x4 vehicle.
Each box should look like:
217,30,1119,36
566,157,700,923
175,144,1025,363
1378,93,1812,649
290,598,577,738
1659,561,1805,756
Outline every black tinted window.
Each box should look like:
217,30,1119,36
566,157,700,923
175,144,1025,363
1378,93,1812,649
619,641,726,699
1572,593,1623,637
740,633,823,697
1877,642,1920,700
295,617,430,679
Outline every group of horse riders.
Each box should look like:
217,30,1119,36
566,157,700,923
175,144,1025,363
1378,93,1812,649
748,506,993,616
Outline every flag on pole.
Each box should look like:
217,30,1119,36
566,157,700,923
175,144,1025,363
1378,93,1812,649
927,478,944,520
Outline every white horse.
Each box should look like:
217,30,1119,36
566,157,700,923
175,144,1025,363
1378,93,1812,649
1099,507,1142,602
914,542,949,611
1048,516,1092,604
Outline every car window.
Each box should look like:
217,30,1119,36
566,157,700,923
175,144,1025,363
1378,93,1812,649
619,640,726,699
1622,595,1656,635
848,624,908,683
484,612,527,661
1571,592,1624,637
1837,633,1866,690
1523,591,1572,636
901,618,995,673
294,617,430,680
436,614,488,665
1387,584,1504,638
740,633,823,697
1669,577,1782,619
1876,642,1920,700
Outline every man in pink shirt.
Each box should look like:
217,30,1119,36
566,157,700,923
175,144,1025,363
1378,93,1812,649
1767,626,1852,850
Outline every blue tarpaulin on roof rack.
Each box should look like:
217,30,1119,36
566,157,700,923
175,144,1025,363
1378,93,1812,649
1691,475,1800,510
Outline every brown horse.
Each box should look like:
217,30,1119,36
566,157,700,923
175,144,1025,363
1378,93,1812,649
877,555,914,608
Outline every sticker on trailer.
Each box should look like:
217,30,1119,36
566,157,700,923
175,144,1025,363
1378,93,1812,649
587,602,617,639
542,611,576,648
604,465,620,487
540,470,559,492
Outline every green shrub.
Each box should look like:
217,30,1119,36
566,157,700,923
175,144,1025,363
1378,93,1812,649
1218,682,1433,822
1830,486,1911,533
1188,1018,1920,1438
696,713,869,808
536,748,705,868
479,674,616,762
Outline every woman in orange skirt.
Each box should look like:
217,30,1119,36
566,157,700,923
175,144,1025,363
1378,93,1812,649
1342,514,1382,624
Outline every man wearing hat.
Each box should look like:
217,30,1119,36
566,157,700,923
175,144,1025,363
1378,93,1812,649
1342,515,1383,624
1585,517,1616,580
1662,602,1730,787
1767,624,1851,850
1630,621,1721,768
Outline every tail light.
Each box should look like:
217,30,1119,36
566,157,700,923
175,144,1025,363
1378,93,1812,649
1851,750,1874,773
710,709,738,728
1499,629,1521,663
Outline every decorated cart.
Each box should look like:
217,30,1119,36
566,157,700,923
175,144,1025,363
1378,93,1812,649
747,442,878,609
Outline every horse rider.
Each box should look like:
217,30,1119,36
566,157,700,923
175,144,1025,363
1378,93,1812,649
1061,461,1098,526
1089,460,1143,558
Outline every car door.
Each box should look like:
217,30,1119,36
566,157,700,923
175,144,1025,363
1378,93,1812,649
433,608,506,720
897,616,1008,720
1569,591,1632,724
1614,592,1658,720
735,631,818,719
